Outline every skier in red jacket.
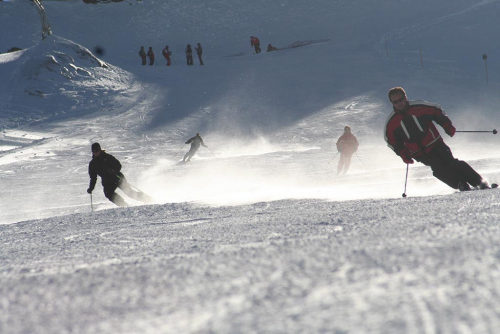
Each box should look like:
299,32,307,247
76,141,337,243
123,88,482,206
384,87,490,191
250,36,261,54
336,126,359,174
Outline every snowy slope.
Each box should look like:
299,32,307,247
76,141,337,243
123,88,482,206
1,0,500,333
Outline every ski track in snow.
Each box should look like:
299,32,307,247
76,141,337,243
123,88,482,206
3,195,500,333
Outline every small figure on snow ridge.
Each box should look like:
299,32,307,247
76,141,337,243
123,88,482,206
162,45,172,66
147,47,155,66
267,44,277,52
195,43,204,65
139,46,146,65
250,36,261,54
185,44,193,66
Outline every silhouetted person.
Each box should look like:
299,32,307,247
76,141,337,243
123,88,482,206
139,46,146,65
183,133,208,162
195,43,204,65
147,47,155,66
162,46,172,66
185,44,193,65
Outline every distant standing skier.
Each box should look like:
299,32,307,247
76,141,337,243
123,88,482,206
250,36,261,54
195,43,204,65
183,133,208,162
185,44,193,65
162,45,172,66
147,47,155,66
336,126,359,175
87,143,150,207
385,87,491,191
139,46,146,65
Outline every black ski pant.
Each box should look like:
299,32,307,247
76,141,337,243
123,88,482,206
198,54,204,65
149,57,154,66
187,55,193,65
103,178,147,206
254,44,261,54
183,145,200,161
337,153,353,175
141,56,146,65
414,141,483,189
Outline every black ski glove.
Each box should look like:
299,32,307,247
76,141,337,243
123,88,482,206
87,188,93,194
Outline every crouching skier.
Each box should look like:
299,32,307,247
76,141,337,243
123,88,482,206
385,87,491,191
87,143,150,206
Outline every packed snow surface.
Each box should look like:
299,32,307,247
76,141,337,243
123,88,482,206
1,0,500,333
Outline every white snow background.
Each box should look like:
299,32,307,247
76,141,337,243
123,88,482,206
2,0,500,332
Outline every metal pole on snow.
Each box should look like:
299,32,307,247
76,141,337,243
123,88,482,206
402,164,409,198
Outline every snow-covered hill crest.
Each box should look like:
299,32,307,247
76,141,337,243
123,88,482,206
0,35,134,130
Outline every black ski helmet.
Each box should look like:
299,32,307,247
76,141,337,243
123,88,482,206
91,142,101,152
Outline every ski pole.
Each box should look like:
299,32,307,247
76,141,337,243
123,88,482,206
456,129,497,134
355,152,368,170
328,152,340,165
115,173,146,194
90,193,94,212
173,144,186,157
402,164,409,198
206,147,217,158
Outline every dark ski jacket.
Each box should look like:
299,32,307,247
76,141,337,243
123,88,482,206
384,100,454,159
336,132,358,156
195,45,202,55
185,46,193,56
139,48,146,58
186,135,207,149
88,151,124,191
147,49,155,60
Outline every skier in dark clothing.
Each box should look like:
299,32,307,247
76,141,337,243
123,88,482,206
336,126,359,175
162,45,171,66
183,133,208,162
87,143,150,206
385,87,491,191
139,46,146,65
250,36,261,54
195,43,204,65
185,44,193,65
147,47,155,66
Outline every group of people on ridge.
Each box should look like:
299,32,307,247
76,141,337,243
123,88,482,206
87,87,494,208
139,43,203,66
138,36,277,66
